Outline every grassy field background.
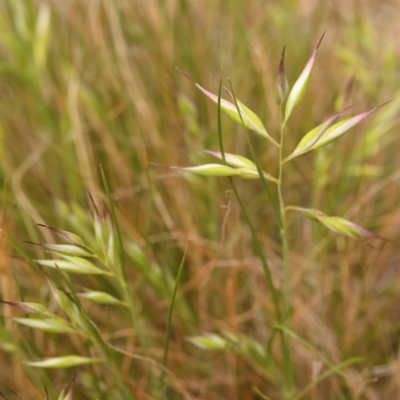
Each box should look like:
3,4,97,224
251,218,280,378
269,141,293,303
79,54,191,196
1,0,400,398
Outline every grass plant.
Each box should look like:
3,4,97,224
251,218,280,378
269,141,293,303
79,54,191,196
1,1,400,399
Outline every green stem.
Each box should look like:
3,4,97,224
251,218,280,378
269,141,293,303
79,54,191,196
217,73,281,321
228,178,281,320
100,166,150,373
278,123,290,321
218,75,295,395
278,110,294,397
290,357,363,400
227,79,282,230
158,241,190,394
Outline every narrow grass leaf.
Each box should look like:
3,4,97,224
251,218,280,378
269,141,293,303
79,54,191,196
159,240,190,389
25,356,103,368
285,31,325,122
274,324,350,380
292,357,364,400
13,318,79,334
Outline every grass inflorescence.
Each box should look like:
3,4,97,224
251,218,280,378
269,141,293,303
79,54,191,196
1,1,400,399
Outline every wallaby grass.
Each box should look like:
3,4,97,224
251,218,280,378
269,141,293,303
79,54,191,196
0,0,400,399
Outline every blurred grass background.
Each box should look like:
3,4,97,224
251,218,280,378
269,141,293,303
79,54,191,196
1,0,400,398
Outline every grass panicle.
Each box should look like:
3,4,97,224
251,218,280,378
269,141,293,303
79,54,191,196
0,1,399,398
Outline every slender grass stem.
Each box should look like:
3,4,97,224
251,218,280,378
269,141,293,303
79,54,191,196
217,73,296,395
217,72,281,321
291,357,364,400
278,110,294,396
278,121,290,320
158,240,190,395
100,166,150,367
227,79,282,230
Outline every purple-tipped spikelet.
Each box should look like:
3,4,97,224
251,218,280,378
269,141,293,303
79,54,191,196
0,300,47,314
284,31,326,122
275,46,289,105
293,207,382,239
176,67,278,145
37,224,84,246
285,99,392,162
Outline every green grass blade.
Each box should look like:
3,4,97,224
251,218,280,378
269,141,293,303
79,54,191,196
100,165,127,282
159,240,190,390
291,357,364,400
275,324,364,381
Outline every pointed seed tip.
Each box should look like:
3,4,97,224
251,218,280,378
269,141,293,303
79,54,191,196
377,98,395,109
175,67,195,83
316,30,327,49
344,103,357,111
147,162,172,169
